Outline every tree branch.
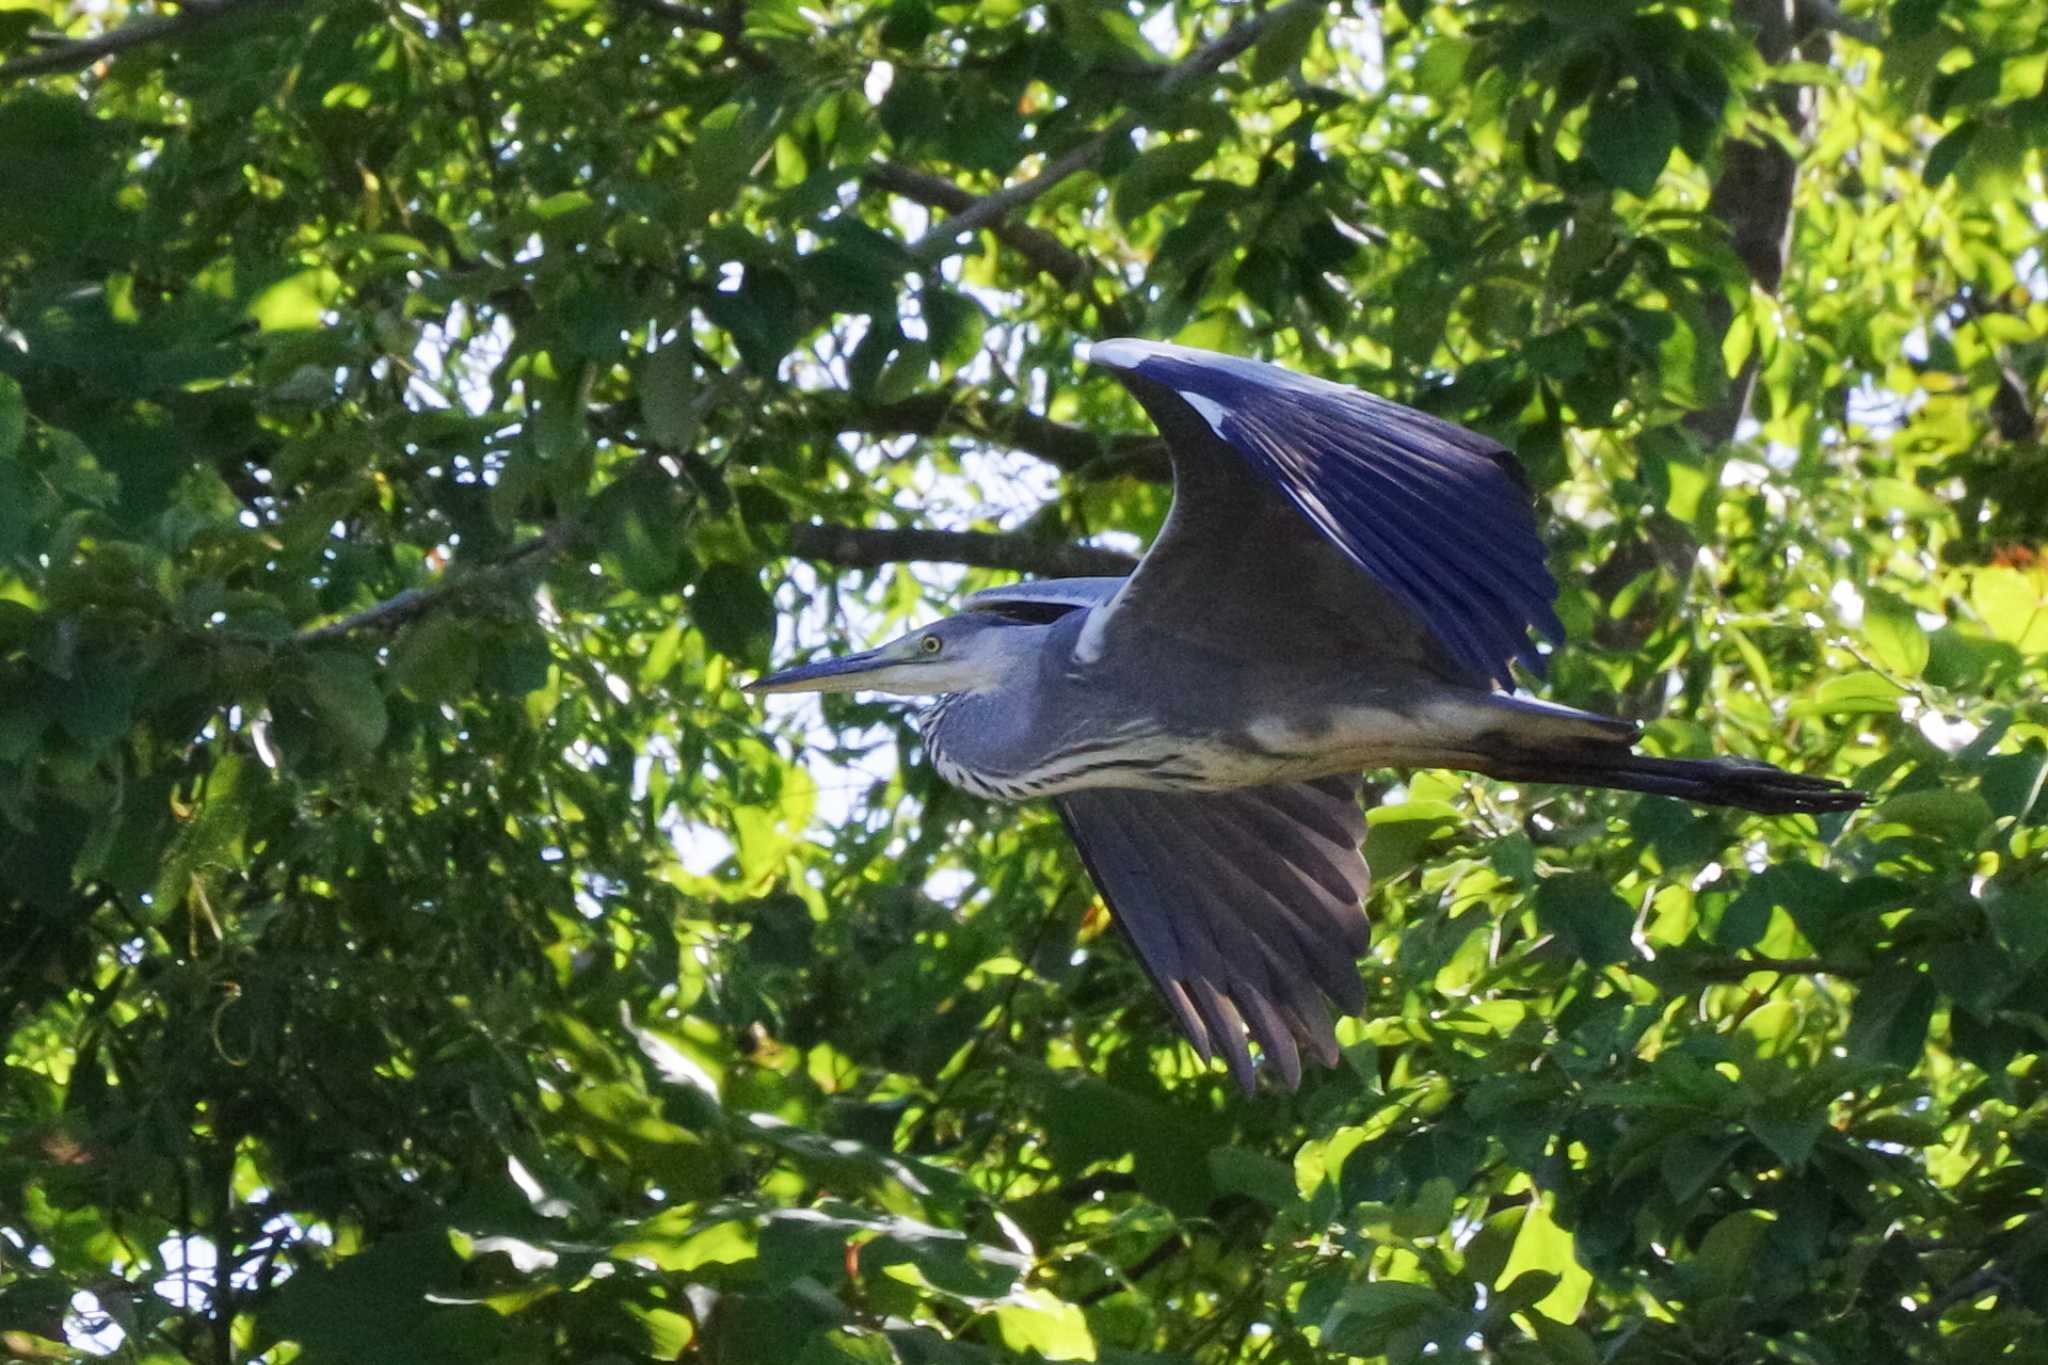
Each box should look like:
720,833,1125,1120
1796,0,1882,46
612,0,770,70
787,524,1137,578
866,163,1133,332
1684,0,1814,447
0,0,298,82
811,386,1168,479
295,376,740,643
905,0,1323,262
293,521,579,645
1926,1208,2048,1317
1669,954,1871,981
867,162,1094,292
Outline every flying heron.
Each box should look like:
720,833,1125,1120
750,339,1864,1093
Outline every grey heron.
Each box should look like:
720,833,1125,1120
750,339,1864,1093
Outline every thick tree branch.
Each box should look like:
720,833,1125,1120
787,524,1137,578
294,380,1136,642
593,386,1167,479
1684,0,1814,447
813,386,1168,479
0,0,298,82
906,0,1323,263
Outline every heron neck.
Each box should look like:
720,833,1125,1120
913,618,1074,801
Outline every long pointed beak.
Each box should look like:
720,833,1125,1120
743,647,893,695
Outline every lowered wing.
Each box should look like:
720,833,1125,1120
1056,777,1371,1092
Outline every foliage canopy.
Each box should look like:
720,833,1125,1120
4,0,2048,1360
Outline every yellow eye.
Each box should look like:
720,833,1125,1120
920,635,943,655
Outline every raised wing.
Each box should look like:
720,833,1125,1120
1087,339,1562,689
1055,778,1370,1092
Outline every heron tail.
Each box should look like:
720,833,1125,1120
1480,746,1865,815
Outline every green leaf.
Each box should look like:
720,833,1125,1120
704,265,804,373
1415,37,1471,102
1496,1195,1593,1323
1530,1316,1600,1365
1249,2,1322,85
0,373,24,461
732,767,817,885
557,276,631,364
1208,1146,1298,1208
1845,965,1936,1065
1391,1176,1457,1239
1744,1113,1826,1170
604,490,696,597
921,286,987,371
1874,788,1993,842
257,1230,505,1364
301,651,389,750
55,654,137,749
1924,120,1979,187
1660,1133,1740,1203
1786,669,1904,717
1321,1281,1448,1354
1364,798,1464,882
1112,139,1216,225
247,267,339,332
1862,588,1929,678
992,1288,1096,1361
1685,1210,1772,1301
483,634,553,695
693,562,776,664
1533,872,1635,967
1980,748,2048,822
391,616,482,705
1971,566,2048,650
640,343,700,449
1583,87,1679,196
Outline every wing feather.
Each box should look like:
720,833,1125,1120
1056,779,1372,1093
1090,340,1561,688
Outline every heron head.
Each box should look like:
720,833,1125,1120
745,612,1024,698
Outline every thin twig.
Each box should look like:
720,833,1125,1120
788,523,1136,578
0,0,299,82
905,0,1322,262
867,162,1094,290
1664,954,1870,982
1082,1231,1188,1305
294,374,738,644
292,522,576,644
1926,1208,2048,1316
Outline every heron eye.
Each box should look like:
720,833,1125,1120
920,635,943,655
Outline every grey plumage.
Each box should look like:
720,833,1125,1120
749,339,1865,1093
